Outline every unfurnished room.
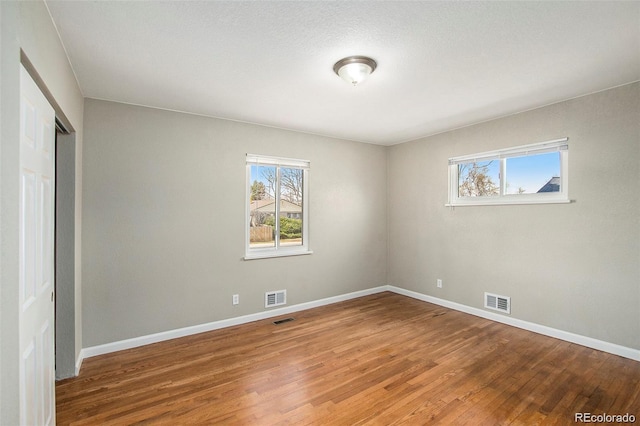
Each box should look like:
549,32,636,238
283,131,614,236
1,1,639,424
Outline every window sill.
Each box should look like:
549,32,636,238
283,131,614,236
445,199,571,207
244,249,313,261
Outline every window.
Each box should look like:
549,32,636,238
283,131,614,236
245,154,311,259
447,138,569,206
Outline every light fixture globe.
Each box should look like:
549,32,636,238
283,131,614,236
333,56,377,86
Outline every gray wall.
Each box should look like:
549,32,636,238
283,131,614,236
0,1,84,423
388,83,640,350
81,99,388,347
83,85,639,353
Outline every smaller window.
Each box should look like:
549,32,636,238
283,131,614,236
447,138,569,206
245,154,311,260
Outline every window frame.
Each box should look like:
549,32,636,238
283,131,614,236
244,154,312,260
447,138,570,206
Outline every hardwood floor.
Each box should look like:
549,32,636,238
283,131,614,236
56,292,640,425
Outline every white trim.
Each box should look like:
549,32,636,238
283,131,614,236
445,199,571,207
246,154,310,169
80,286,388,360
448,138,568,165
244,249,313,260
74,353,84,376
387,286,640,362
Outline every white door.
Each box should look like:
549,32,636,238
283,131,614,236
19,65,56,426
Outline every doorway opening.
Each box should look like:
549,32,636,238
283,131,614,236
54,121,76,380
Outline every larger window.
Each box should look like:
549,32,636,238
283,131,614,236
447,138,569,206
245,154,311,259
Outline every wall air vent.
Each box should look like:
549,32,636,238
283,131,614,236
484,292,511,314
265,290,286,308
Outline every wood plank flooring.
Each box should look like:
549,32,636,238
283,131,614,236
56,292,640,425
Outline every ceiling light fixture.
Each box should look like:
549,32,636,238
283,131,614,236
333,56,377,86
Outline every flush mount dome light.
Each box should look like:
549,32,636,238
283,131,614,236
333,56,377,86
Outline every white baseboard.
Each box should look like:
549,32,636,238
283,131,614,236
80,286,388,361
387,285,640,362
75,352,84,376
77,284,639,374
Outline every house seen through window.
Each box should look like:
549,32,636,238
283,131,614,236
246,154,311,259
448,138,569,206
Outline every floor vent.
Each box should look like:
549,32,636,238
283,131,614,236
265,290,286,308
484,292,511,314
273,317,295,325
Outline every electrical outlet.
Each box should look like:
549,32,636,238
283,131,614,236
232,294,239,305
436,279,442,288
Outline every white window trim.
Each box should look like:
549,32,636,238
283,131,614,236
244,154,312,260
446,138,570,207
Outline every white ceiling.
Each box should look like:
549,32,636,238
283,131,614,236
45,1,639,146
